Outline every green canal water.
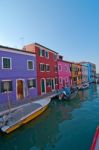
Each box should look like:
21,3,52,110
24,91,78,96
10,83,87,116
0,83,99,150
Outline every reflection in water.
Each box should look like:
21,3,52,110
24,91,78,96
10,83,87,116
0,83,99,150
78,83,98,101
0,102,72,150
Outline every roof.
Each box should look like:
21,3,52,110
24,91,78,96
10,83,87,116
58,59,72,64
0,45,34,55
34,42,58,54
80,61,96,65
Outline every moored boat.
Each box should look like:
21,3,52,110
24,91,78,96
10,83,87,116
0,98,51,134
58,87,78,100
90,127,99,150
79,83,89,90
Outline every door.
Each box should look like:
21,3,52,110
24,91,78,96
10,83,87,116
51,79,55,90
41,79,46,94
17,80,24,100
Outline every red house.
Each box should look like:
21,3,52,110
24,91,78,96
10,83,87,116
23,43,58,95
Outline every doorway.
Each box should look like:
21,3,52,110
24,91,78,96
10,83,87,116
16,80,24,100
41,78,46,94
51,79,55,91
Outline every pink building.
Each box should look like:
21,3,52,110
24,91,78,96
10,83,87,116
58,55,72,89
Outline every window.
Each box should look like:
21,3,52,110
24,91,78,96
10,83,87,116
53,54,57,60
59,78,62,83
55,78,58,85
45,51,49,58
46,78,51,86
39,49,45,57
1,80,13,93
27,60,34,70
42,50,45,56
54,65,58,72
27,79,36,88
73,77,77,81
78,76,81,80
64,66,67,71
39,49,42,56
40,63,46,71
65,78,67,82
46,64,50,71
58,65,62,71
2,57,12,69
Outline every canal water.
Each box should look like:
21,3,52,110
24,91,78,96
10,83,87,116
0,83,99,150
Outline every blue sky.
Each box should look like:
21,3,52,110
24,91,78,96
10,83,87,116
0,0,99,72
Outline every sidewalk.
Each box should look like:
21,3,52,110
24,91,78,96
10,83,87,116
0,92,57,116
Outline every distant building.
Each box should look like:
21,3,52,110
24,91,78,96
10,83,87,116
76,63,82,86
80,62,96,83
81,64,89,83
71,63,78,86
57,55,72,89
96,73,99,83
23,43,58,95
0,45,37,106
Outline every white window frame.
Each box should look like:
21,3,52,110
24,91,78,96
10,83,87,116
1,79,13,93
46,64,50,72
40,63,45,72
39,49,43,57
27,60,34,70
39,49,45,57
27,78,37,89
46,78,51,87
58,65,62,71
2,57,12,69
45,51,49,59
53,54,57,61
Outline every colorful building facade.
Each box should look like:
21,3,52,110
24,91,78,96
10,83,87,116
71,63,78,86
91,63,96,83
0,46,37,106
81,62,96,83
23,43,58,95
76,63,82,86
57,56,72,89
80,63,89,83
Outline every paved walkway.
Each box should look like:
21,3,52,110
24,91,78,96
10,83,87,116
0,92,57,116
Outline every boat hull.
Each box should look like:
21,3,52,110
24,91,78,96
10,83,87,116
58,90,78,100
90,127,99,150
1,104,48,134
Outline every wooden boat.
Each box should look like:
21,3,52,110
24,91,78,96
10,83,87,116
90,127,99,150
0,98,51,134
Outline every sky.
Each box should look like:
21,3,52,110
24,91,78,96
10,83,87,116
0,0,99,72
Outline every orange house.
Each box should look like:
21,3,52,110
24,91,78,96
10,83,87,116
71,63,78,86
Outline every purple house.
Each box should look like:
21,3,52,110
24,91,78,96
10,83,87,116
0,45,37,108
